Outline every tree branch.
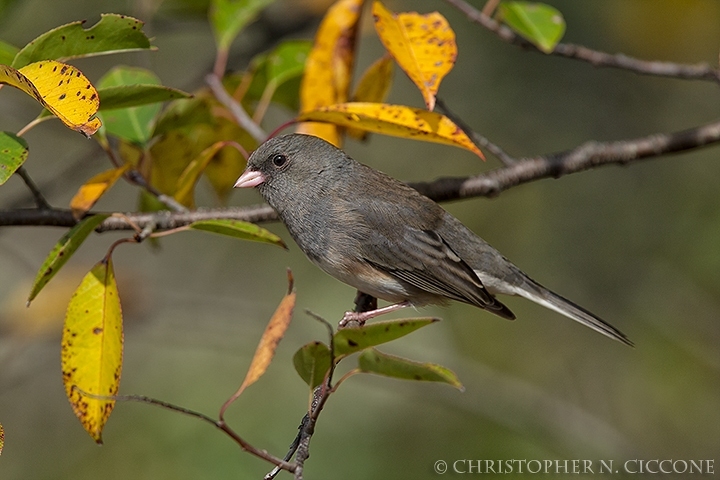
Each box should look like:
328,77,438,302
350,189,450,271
436,97,517,166
2,119,720,230
411,118,720,201
443,0,720,84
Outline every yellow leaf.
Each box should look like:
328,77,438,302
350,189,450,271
174,141,233,208
70,164,131,219
348,54,394,140
352,54,394,104
0,60,101,136
203,144,247,203
200,119,254,204
297,0,364,147
372,1,456,111
0,423,4,455
297,102,483,158
148,131,198,196
62,258,123,443
220,272,295,417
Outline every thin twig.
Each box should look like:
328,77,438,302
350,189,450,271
480,0,501,17
436,97,517,166
105,236,139,260
213,48,229,79
290,299,374,479
14,166,51,209
96,138,188,213
443,0,720,84
206,73,267,143
81,392,296,474
124,169,189,213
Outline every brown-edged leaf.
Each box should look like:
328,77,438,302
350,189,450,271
297,102,484,158
372,1,456,111
220,271,295,417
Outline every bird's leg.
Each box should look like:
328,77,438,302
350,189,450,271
340,301,412,327
353,291,377,314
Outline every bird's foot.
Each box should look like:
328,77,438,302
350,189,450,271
338,301,412,328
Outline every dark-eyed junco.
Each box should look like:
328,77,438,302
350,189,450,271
235,134,632,346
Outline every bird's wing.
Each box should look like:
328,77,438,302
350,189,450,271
361,226,515,319
346,168,514,319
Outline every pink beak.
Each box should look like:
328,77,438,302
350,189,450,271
234,169,265,188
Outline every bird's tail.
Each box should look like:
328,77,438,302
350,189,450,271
515,278,633,346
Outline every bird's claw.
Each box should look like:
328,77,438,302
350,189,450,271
339,311,366,328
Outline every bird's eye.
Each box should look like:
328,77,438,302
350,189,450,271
272,154,288,168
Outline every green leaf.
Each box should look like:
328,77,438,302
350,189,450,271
358,348,464,390
0,131,29,185
27,214,110,304
97,67,162,145
245,41,311,112
498,2,566,53
153,97,214,136
99,85,192,111
293,341,332,389
188,219,287,248
333,318,439,357
210,0,277,51
12,14,153,69
267,40,312,87
269,76,303,112
0,39,19,65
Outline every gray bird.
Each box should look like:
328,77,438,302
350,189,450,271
235,133,632,346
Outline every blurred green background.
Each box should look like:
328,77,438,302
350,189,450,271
1,0,719,478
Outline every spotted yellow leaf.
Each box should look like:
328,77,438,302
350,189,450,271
297,0,364,147
372,1,457,111
297,102,483,158
62,258,123,443
0,60,101,136
70,164,131,219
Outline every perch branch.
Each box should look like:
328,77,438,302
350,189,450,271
3,118,719,229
